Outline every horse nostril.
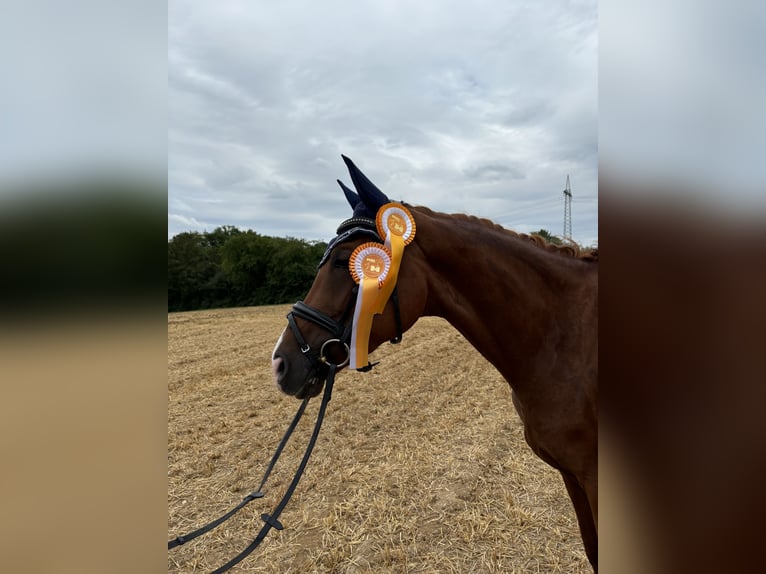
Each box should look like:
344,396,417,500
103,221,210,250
272,355,287,381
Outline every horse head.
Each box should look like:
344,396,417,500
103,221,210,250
272,156,428,398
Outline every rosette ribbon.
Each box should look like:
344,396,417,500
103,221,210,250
348,243,392,369
347,203,416,370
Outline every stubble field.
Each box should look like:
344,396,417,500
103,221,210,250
168,305,589,573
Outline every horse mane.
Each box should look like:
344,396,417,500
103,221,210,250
413,206,599,263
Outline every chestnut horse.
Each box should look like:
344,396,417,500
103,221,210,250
272,156,598,570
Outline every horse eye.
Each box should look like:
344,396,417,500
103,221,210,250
332,257,350,269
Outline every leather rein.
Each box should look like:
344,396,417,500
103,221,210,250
168,217,403,573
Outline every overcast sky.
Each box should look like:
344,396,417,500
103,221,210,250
169,0,598,246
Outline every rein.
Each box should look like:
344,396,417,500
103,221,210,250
168,364,338,573
169,215,405,572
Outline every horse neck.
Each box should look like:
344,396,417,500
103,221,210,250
414,208,594,392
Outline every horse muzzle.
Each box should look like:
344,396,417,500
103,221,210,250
273,301,353,398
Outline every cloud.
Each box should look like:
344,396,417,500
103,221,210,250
169,0,598,244
462,162,526,183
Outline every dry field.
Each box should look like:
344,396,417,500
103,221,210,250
168,305,590,573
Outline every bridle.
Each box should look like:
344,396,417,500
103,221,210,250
168,216,405,573
287,297,355,370
286,215,403,375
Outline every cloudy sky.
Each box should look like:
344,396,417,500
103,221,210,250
169,0,598,246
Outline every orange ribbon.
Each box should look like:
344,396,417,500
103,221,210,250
347,204,416,370
348,243,392,369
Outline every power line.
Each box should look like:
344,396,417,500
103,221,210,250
492,197,561,220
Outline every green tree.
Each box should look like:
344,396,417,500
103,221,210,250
219,231,279,305
168,226,328,311
206,225,241,250
265,238,327,304
167,232,219,311
533,228,563,245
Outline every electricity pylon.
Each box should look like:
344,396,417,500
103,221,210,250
563,175,572,240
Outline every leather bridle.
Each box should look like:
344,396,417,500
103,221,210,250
285,216,403,375
287,297,355,370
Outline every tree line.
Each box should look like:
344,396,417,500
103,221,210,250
168,226,327,312
168,226,564,312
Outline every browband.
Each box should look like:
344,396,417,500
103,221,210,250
317,217,382,268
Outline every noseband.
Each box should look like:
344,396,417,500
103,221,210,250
286,216,403,373
287,296,356,369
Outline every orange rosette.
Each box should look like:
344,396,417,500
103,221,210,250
347,242,393,370
348,243,392,286
372,203,416,315
375,203,416,245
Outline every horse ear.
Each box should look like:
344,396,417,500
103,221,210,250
342,155,390,212
337,179,361,210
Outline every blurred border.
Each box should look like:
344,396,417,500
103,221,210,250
0,2,167,572
600,1,766,572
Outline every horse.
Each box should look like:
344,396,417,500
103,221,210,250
271,156,598,570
